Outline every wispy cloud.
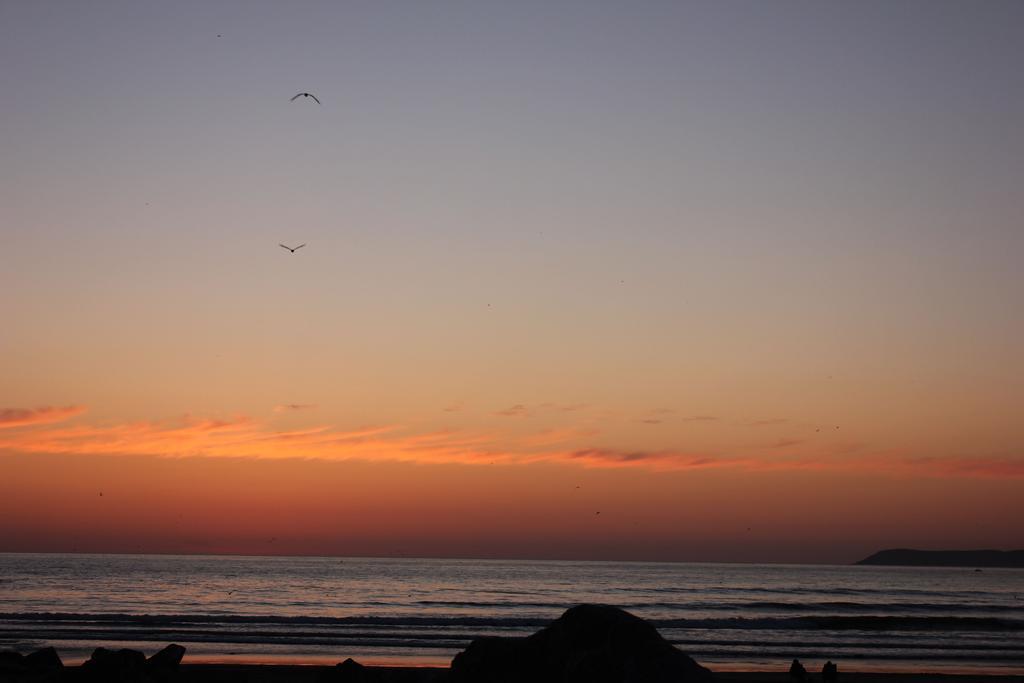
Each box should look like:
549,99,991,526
0,411,717,471
681,415,718,423
273,404,317,413
638,408,671,424
1,408,1020,479
0,406,85,429
566,448,765,472
536,403,589,413
495,404,529,417
897,455,1024,478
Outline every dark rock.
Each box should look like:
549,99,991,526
146,644,185,670
450,604,713,683
24,647,63,671
822,660,838,683
145,644,186,683
789,658,806,681
0,650,26,674
319,657,382,683
83,647,150,682
450,638,530,683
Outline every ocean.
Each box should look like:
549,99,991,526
1,553,1021,674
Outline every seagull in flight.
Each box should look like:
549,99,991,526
290,92,321,105
279,243,306,253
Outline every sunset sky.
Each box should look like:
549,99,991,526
2,1,1022,564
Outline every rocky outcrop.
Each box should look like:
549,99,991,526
0,648,64,679
146,644,185,671
450,604,713,683
147,644,186,682
319,657,383,683
855,549,1024,567
0,650,27,676
82,648,148,682
81,645,186,683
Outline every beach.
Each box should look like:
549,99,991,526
160,665,1024,682
5,662,1024,683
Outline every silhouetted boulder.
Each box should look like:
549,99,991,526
24,647,63,671
145,644,185,682
789,658,806,681
0,650,26,674
822,660,838,683
450,604,713,683
83,647,149,682
146,644,185,670
319,657,382,683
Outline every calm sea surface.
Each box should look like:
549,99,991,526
1,553,1021,674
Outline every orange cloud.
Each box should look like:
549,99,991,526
0,406,85,429
568,448,737,469
0,408,1020,479
495,404,529,417
273,404,317,413
0,411,722,471
898,455,1024,478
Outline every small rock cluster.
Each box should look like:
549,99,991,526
0,644,185,683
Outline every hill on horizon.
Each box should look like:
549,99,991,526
856,549,1024,568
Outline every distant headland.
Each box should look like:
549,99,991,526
856,549,1024,568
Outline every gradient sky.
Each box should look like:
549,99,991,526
2,1,1022,564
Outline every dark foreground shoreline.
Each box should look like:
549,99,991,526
139,665,1024,683
6,660,1024,682
6,605,1023,682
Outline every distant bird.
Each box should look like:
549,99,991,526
279,243,306,253
290,92,321,105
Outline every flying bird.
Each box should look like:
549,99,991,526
290,92,321,105
279,243,306,253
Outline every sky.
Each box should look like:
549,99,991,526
1,0,1022,564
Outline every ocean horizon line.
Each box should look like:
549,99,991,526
0,549,869,567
